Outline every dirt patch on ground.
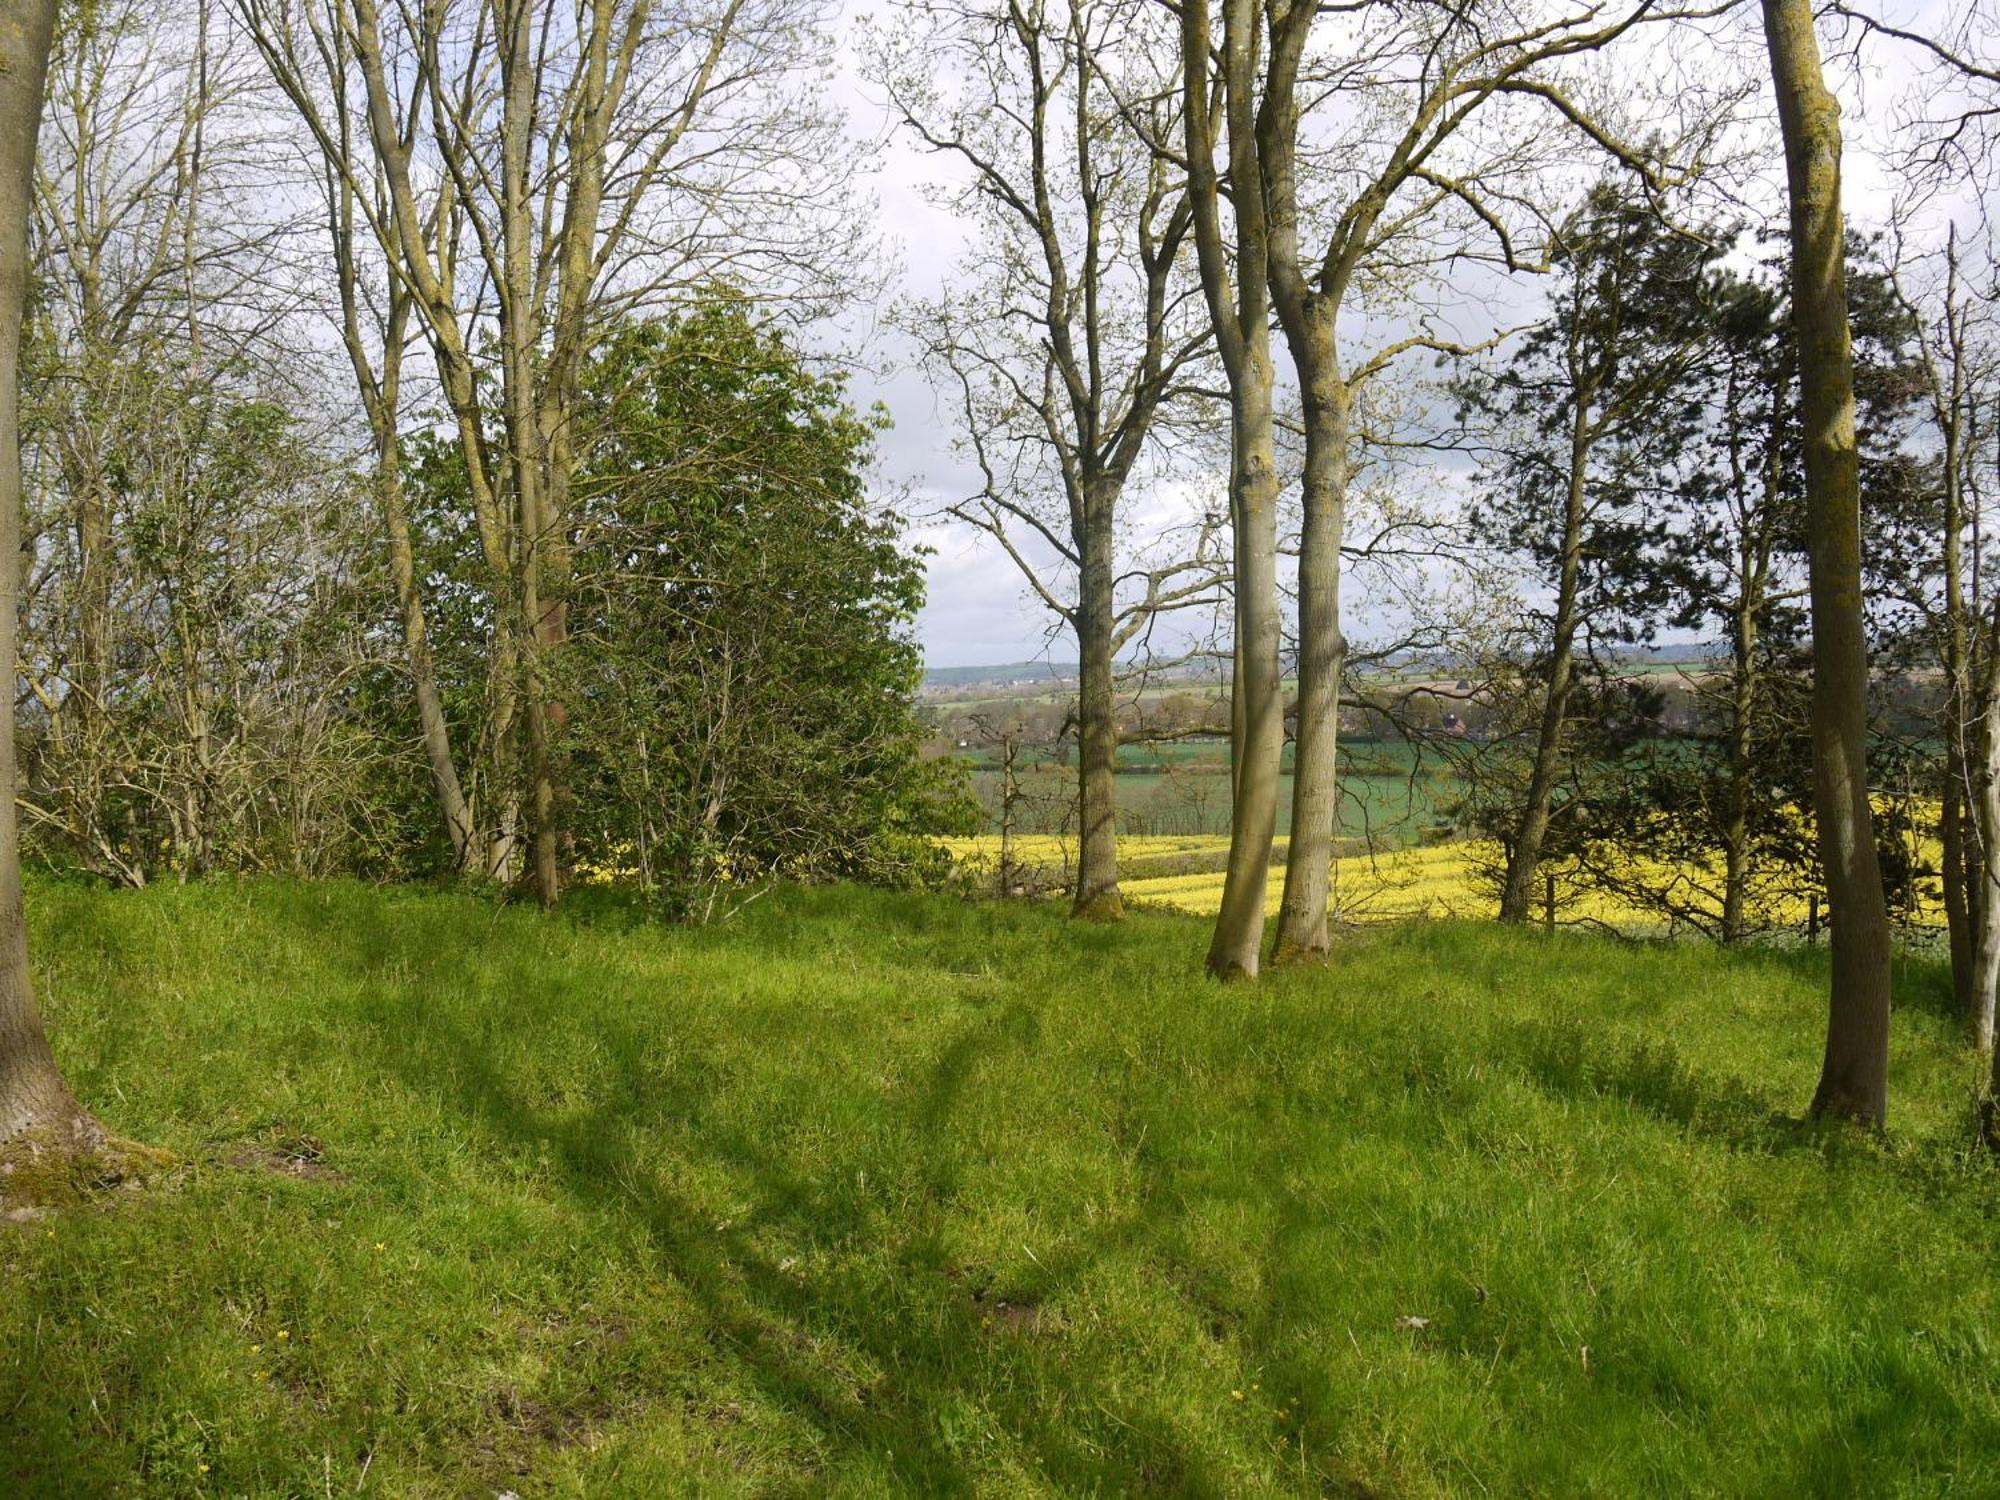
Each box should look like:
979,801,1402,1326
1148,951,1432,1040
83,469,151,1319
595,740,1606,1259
970,1288,1051,1335
221,1135,348,1184
473,1387,618,1477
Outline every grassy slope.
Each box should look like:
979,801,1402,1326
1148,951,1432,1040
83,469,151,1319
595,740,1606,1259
4,878,1998,1498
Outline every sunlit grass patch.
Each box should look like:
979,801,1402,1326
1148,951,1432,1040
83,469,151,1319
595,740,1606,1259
3,878,1992,1495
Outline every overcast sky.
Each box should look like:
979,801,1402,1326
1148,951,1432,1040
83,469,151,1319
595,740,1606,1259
822,1,1967,670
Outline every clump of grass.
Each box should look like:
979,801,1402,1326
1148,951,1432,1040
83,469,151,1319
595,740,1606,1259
2,877,1996,1496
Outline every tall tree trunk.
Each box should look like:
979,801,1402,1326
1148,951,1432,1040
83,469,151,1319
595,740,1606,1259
74,464,110,823
0,0,97,1151
1943,772,1975,1012
1072,506,1123,921
1499,402,1591,923
1762,0,1894,1126
332,178,478,872
1183,0,1282,979
497,0,559,908
1273,327,1347,962
1968,648,2000,1056
346,0,521,885
1207,365,1284,978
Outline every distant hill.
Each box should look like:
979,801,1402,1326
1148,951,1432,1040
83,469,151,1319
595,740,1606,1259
923,660,1079,690
922,642,1725,695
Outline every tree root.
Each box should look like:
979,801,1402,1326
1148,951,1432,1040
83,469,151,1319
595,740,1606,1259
1070,888,1126,924
0,1125,175,1214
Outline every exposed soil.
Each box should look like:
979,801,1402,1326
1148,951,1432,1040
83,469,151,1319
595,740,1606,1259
221,1138,349,1184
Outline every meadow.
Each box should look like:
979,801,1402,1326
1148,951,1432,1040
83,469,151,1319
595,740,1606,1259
4,876,1997,1495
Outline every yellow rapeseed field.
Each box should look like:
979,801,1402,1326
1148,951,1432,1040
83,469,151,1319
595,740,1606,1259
946,831,1950,935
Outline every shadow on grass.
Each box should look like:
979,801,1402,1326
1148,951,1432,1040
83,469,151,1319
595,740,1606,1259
47,881,1976,1492
1511,1016,1798,1153
344,962,1244,1495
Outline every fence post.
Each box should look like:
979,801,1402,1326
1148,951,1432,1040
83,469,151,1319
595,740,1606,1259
1544,871,1557,934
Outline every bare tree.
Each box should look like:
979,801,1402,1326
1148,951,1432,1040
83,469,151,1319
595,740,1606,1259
1247,0,1739,961
1761,0,1894,1126
880,0,1221,922
233,10,480,867
238,0,863,904
1886,228,2000,1048
22,0,304,882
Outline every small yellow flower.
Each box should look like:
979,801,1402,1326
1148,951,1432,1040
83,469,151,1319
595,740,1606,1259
1231,1390,1244,1401
276,1330,289,1341
374,1242,386,1253
249,1344,261,1354
197,1463,210,1474
253,1371,269,1381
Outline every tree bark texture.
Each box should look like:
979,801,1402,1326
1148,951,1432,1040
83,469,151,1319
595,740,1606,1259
1072,512,1123,920
1273,340,1347,960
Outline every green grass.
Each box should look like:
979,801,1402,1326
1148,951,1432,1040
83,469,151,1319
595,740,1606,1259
5,877,1999,1497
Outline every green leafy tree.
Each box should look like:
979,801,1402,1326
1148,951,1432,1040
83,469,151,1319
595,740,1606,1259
409,294,967,910
1456,186,1718,922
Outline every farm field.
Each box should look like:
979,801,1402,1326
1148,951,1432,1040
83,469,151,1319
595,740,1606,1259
947,832,1953,938
963,739,1459,842
4,877,1996,1495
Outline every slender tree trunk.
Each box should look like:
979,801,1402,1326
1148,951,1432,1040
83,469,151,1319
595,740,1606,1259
1942,489,1977,1020
998,733,1018,896
1273,329,1347,962
74,464,109,818
1500,404,1591,923
1762,0,1894,1126
1185,0,1282,979
346,0,521,884
497,0,559,908
1207,365,1284,978
1943,772,1974,1009
1072,506,1123,921
1722,570,1759,944
1971,674,2000,1054
0,0,97,1152
333,186,477,871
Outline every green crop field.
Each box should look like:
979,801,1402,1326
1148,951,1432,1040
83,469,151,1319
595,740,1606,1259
965,739,1461,842
4,877,1997,1496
